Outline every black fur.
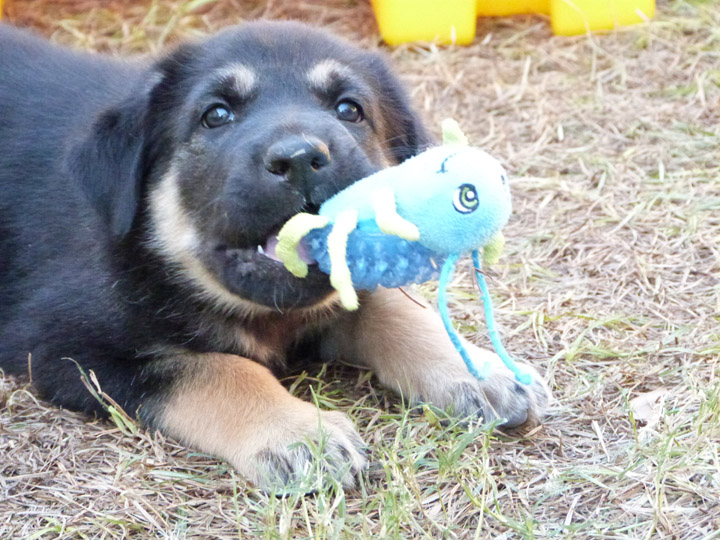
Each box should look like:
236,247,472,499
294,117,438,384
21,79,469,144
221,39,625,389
0,21,430,423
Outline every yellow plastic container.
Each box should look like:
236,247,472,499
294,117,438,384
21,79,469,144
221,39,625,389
371,0,655,44
550,0,655,36
476,0,549,17
370,0,478,46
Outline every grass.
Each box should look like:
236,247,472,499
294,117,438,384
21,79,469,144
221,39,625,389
1,0,719,538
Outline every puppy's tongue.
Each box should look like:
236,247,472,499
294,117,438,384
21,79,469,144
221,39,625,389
260,235,315,265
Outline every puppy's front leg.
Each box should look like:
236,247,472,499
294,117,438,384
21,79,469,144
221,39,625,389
322,288,550,427
151,353,365,490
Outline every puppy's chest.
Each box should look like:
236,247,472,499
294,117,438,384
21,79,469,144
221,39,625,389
213,313,315,366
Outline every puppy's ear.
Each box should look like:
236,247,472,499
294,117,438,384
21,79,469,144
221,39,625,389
363,53,434,164
66,89,151,238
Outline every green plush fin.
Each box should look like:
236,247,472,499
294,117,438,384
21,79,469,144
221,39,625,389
371,188,420,241
441,118,469,146
327,209,359,310
482,232,505,266
276,213,330,277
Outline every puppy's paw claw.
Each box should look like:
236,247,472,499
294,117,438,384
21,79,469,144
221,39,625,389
248,409,366,493
409,353,550,429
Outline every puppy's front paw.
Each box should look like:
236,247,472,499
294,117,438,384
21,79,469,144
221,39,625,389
157,354,366,493
469,369,549,428
458,346,550,428
408,346,550,429
241,406,366,493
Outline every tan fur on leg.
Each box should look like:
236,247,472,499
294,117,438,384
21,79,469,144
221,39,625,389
321,288,550,427
158,353,365,490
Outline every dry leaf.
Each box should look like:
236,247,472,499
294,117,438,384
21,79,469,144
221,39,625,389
629,388,668,429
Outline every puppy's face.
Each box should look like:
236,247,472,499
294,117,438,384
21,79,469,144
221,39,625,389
86,22,428,312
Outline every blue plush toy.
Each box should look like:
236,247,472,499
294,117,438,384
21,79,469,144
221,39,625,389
276,120,531,385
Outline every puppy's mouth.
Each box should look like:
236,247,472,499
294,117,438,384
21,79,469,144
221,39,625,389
206,226,331,310
256,234,315,266
215,224,317,267
236,199,323,267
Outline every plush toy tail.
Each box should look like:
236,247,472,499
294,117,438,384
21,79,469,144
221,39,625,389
471,250,532,385
437,254,491,381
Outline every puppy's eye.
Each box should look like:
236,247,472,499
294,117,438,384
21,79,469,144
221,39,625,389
453,183,479,214
335,99,363,123
202,105,234,128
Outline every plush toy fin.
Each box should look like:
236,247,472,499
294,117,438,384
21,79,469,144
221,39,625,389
371,188,420,241
441,118,469,146
482,232,505,266
327,209,360,310
276,213,330,277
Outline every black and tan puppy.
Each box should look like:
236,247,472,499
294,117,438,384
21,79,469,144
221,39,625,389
0,21,549,489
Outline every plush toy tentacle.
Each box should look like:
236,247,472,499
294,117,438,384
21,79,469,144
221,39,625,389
472,250,532,385
438,253,491,381
277,213,330,277
371,188,420,241
327,209,360,310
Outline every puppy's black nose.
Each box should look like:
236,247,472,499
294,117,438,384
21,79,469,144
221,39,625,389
264,135,331,187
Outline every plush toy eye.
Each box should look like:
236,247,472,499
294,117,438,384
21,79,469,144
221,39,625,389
335,99,363,122
202,105,234,128
453,184,479,214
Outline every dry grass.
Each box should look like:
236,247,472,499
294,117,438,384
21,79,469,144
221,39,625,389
2,0,719,538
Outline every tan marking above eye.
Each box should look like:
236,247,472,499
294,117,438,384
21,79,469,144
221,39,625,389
215,63,257,98
306,59,354,93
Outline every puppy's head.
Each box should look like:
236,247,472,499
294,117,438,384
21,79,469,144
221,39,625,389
76,21,430,313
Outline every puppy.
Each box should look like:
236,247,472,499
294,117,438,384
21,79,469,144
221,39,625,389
0,21,549,490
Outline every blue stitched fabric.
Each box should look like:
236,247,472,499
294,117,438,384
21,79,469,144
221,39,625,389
304,222,447,290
